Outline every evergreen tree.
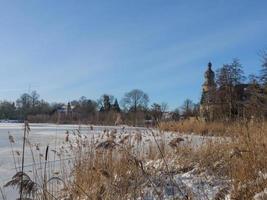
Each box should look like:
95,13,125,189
0,101,17,119
113,99,120,112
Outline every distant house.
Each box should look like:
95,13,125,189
162,112,174,120
56,106,67,114
55,103,74,115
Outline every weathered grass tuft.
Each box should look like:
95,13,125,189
160,120,267,199
4,172,38,198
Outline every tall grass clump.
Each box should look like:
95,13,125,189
160,120,267,199
4,122,69,200
68,133,169,199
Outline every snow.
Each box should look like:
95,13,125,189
142,159,229,200
0,123,229,199
254,188,267,200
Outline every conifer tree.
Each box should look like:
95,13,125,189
113,99,120,112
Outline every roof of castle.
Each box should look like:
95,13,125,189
203,62,216,86
205,62,215,77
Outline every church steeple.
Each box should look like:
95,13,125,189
208,62,212,69
203,62,216,92
200,62,217,121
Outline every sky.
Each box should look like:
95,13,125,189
0,0,266,109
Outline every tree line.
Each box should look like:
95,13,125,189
0,89,182,125
0,52,266,125
0,86,200,125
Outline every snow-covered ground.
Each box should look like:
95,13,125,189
0,123,149,199
0,123,228,199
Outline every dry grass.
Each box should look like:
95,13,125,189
228,124,267,199
68,122,267,199
159,120,267,199
71,149,145,199
68,135,172,200
159,119,267,137
3,121,267,199
159,120,230,136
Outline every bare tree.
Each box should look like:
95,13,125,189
121,89,149,112
31,91,40,108
181,99,194,118
215,59,246,120
121,89,149,125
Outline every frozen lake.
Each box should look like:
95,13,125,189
0,123,223,199
0,123,146,181
0,123,146,199
0,123,219,183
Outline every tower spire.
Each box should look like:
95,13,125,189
204,62,215,88
200,62,217,121
208,62,212,69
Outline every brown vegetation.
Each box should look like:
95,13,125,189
3,120,267,199
159,119,266,136
160,120,267,199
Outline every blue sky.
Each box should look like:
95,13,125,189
0,0,266,109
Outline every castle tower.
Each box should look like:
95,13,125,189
203,62,216,93
200,62,217,120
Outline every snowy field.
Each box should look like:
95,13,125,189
0,123,227,199
0,123,149,198
0,123,162,198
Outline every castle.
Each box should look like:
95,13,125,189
199,62,253,121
